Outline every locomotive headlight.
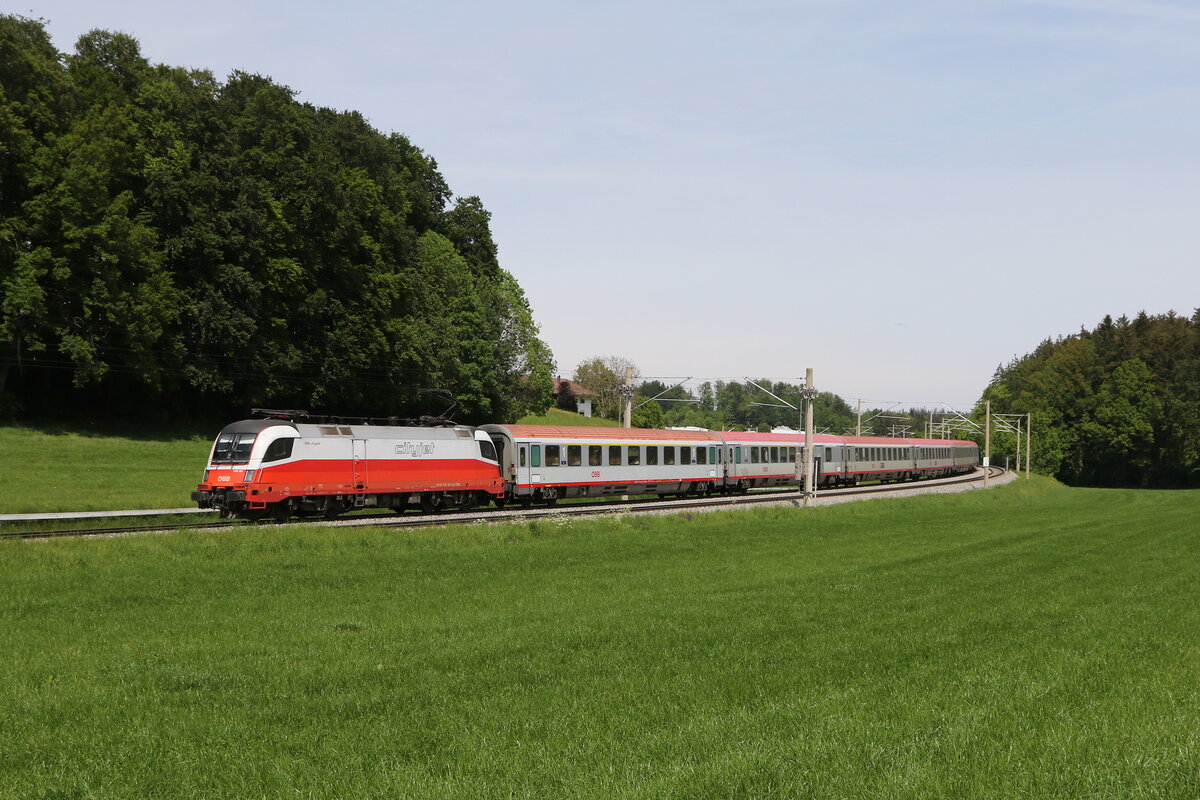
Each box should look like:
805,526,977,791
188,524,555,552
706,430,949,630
243,470,256,481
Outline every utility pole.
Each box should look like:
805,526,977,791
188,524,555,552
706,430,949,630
802,368,816,508
1026,412,1032,479
855,398,862,437
984,399,991,489
621,367,634,428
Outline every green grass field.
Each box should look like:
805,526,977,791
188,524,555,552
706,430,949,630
515,407,621,427
2,478,1198,798
0,423,216,513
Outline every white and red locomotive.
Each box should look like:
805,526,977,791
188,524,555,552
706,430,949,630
193,412,979,519
192,414,504,520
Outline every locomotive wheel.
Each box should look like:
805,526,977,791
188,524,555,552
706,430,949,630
420,493,439,514
271,501,291,523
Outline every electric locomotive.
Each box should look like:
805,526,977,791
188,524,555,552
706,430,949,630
192,410,504,520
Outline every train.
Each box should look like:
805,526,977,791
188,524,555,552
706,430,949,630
191,410,980,520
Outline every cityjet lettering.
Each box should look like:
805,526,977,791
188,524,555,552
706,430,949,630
395,442,436,457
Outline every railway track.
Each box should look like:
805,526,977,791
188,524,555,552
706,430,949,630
3,466,1007,541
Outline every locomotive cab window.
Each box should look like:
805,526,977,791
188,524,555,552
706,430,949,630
478,439,498,461
262,437,294,463
214,432,256,465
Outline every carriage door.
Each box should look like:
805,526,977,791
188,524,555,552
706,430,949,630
518,444,531,486
352,438,368,489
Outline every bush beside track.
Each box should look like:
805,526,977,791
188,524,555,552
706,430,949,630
3,478,1198,798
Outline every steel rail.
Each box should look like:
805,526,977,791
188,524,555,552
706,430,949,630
3,467,1005,540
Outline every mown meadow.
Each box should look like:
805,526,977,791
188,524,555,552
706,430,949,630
2,478,1197,798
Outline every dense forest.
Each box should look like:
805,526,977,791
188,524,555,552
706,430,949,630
980,310,1200,488
0,15,554,425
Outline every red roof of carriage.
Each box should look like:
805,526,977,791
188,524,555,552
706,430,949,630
492,425,723,442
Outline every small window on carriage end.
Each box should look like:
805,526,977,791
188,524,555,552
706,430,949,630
532,445,541,467
263,437,294,463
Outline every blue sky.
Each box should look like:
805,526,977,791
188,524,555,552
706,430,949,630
22,0,1200,409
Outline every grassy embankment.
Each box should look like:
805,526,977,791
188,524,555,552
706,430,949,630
0,423,215,513
0,410,616,515
2,477,1198,798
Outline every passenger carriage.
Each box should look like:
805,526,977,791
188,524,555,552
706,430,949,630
479,424,726,505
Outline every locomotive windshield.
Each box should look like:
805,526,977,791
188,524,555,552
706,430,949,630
213,432,256,465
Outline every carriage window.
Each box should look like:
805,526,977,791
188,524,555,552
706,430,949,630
647,446,658,465
697,447,706,465
568,445,582,466
628,446,641,465
262,437,294,463
664,446,675,465
826,447,833,461
768,446,777,462
589,445,602,466
546,445,560,466
609,445,622,466
751,447,759,463
531,445,541,467
789,447,796,462
680,446,692,464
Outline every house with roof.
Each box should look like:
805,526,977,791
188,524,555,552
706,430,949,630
552,377,598,417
